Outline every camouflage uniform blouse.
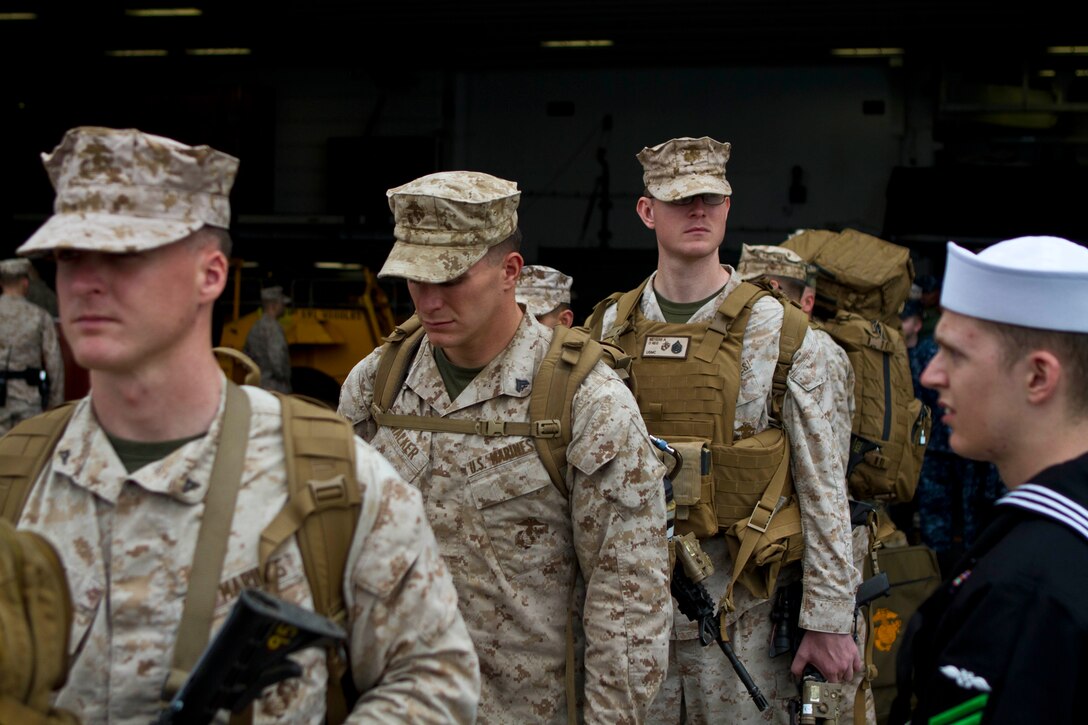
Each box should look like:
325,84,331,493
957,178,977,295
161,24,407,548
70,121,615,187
597,269,860,636
0,294,64,435
17,382,479,724
244,313,293,394
338,312,671,724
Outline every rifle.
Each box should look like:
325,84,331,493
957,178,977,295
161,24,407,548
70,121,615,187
154,588,346,725
650,435,770,713
775,571,892,724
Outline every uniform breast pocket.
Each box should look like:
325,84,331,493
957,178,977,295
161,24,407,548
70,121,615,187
468,458,572,584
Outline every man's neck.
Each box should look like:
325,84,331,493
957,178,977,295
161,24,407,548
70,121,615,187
653,253,730,303
441,303,525,368
1000,416,1088,488
89,351,225,441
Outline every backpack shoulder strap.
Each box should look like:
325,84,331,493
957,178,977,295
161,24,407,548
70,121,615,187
259,392,362,724
771,300,810,421
371,315,426,416
529,325,605,499
692,280,765,363
0,403,78,525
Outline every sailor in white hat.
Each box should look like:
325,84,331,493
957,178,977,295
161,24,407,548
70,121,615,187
898,235,1088,724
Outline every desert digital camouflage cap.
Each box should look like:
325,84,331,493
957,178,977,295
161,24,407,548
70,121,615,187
0,258,31,278
736,244,810,284
637,136,732,202
516,265,573,316
380,170,521,283
17,126,238,256
260,285,291,304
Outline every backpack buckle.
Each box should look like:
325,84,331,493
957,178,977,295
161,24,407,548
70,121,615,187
475,420,506,436
746,500,777,533
531,419,562,438
309,475,349,506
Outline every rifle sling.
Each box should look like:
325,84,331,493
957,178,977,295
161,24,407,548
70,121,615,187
161,382,252,702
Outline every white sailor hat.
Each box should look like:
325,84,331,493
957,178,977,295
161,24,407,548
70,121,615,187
941,236,1088,333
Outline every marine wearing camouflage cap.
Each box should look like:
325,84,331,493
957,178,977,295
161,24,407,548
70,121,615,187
736,244,810,284
516,265,572,317
17,126,238,255
0,258,31,280
379,171,520,284
637,136,732,201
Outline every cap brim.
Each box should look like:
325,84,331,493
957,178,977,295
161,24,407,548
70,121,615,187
378,240,492,283
646,175,732,202
17,212,202,256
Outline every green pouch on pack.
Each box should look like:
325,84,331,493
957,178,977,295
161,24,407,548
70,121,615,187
865,542,941,724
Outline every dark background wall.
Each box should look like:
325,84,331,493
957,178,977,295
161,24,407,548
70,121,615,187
2,1,1085,322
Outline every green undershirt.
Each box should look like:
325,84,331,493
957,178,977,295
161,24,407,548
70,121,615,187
654,283,728,323
434,348,485,401
107,432,206,474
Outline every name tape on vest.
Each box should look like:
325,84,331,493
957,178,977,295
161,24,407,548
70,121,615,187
643,336,690,359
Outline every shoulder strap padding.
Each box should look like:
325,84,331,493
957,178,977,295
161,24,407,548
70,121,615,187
260,392,361,725
529,326,605,499
371,316,426,416
0,403,78,525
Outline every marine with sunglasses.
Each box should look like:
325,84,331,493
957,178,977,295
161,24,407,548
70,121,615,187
586,136,862,724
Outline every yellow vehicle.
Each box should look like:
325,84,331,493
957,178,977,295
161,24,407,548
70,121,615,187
217,260,397,407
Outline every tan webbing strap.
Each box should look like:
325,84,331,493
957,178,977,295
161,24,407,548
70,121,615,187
695,282,762,363
770,303,809,422
603,279,650,347
0,696,78,725
162,382,251,701
721,432,792,612
528,327,604,500
371,316,426,416
368,411,561,440
0,403,77,525
259,394,361,725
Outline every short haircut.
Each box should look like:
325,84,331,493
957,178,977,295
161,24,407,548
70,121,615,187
197,225,233,258
750,274,805,304
980,318,1088,414
483,227,523,265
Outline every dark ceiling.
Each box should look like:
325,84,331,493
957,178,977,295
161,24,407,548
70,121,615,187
0,2,1082,72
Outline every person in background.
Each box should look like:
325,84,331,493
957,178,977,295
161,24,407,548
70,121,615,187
516,264,574,328
244,284,293,393
0,257,65,435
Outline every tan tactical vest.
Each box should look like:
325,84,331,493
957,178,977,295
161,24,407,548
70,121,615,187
589,279,808,605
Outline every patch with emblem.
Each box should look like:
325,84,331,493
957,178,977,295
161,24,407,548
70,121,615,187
643,335,690,359
516,378,530,392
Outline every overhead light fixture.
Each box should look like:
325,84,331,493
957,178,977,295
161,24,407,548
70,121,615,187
1047,46,1088,55
186,48,252,56
1077,69,1088,77
831,47,904,57
105,49,169,57
1038,69,1057,77
541,40,614,48
0,12,36,20
125,7,202,17
314,262,364,270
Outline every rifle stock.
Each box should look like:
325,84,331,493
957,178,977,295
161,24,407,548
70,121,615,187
154,588,346,725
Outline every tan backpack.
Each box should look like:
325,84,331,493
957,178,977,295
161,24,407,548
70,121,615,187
369,315,623,498
782,230,932,502
0,389,362,724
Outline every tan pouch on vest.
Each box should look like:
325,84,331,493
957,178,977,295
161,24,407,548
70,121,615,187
712,427,789,526
667,437,715,538
718,427,804,606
